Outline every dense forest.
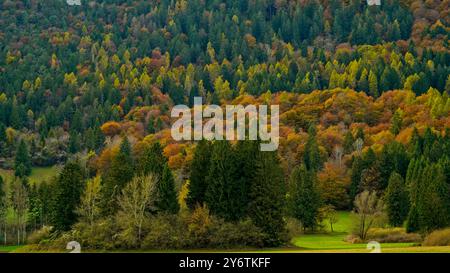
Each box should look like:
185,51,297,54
0,0,449,250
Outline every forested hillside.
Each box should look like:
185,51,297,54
0,0,449,251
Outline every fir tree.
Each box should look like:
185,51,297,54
187,140,211,209
249,150,286,246
52,161,84,231
385,172,409,227
156,164,179,214
101,137,134,215
14,139,32,178
304,125,322,172
204,141,239,221
288,164,321,231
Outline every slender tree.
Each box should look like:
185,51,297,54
187,140,211,209
101,137,134,215
14,139,32,178
288,164,321,231
249,151,286,246
52,161,84,231
385,172,409,227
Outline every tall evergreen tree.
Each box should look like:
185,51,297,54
138,142,165,176
14,139,32,178
304,125,322,172
249,150,286,246
101,137,134,215
52,161,84,231
156,164,179,214
204,141,239,221
385,172,409,227
187,140,212,209
416,163,449,232
233,140,260,219
288,164,321,231
138,142,178,214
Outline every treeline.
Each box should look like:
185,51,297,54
350,127,450,233
1,0,448,167
1,124,450,248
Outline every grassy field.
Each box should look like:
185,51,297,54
0,166,60,185
291,211,419,252
0,245,21,253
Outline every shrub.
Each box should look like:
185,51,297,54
70,219,120,250
286,217,304,238
142,214,187,250
423,228,450,246
208,219,265,248
366,228,421,243
27,226,54,245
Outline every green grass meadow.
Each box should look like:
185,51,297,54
0,166,60,185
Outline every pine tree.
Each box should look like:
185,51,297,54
304,125,322,172
156,164,179,214
187,140,212,209
249,150,286,246
204,141,239,221
416,163,449,232
101,137,134,215
385,172,409,227
138,142,165,176
52,161,84,231
390,110,403,135
350,156,364,203
288,164,321,231
138,142,178,214
233,140,260,219
14,139,32,178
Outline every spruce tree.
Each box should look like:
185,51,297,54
385,172,409,227
249,150,286,246
101,137,134,215
350,156,364,203
304,125,322,172
138,142,165,176
52,161,84,231
288,164,321,231
14,139,32,178
156,164,179,214
204,141,239,221
187,140,211,209
416,163,449,232
390,110,403,136
233,140,260,219
138,142,178,214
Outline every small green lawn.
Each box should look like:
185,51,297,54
292,211,416,251
323,211,353,233
0,166,60,185
0,245,22,253
292,233,414,250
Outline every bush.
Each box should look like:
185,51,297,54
423,228,450,246
366,228,421,243
70,219,120,250
142,214,188,250
27,226,54,245
208,219,265,248
286,217,303,238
